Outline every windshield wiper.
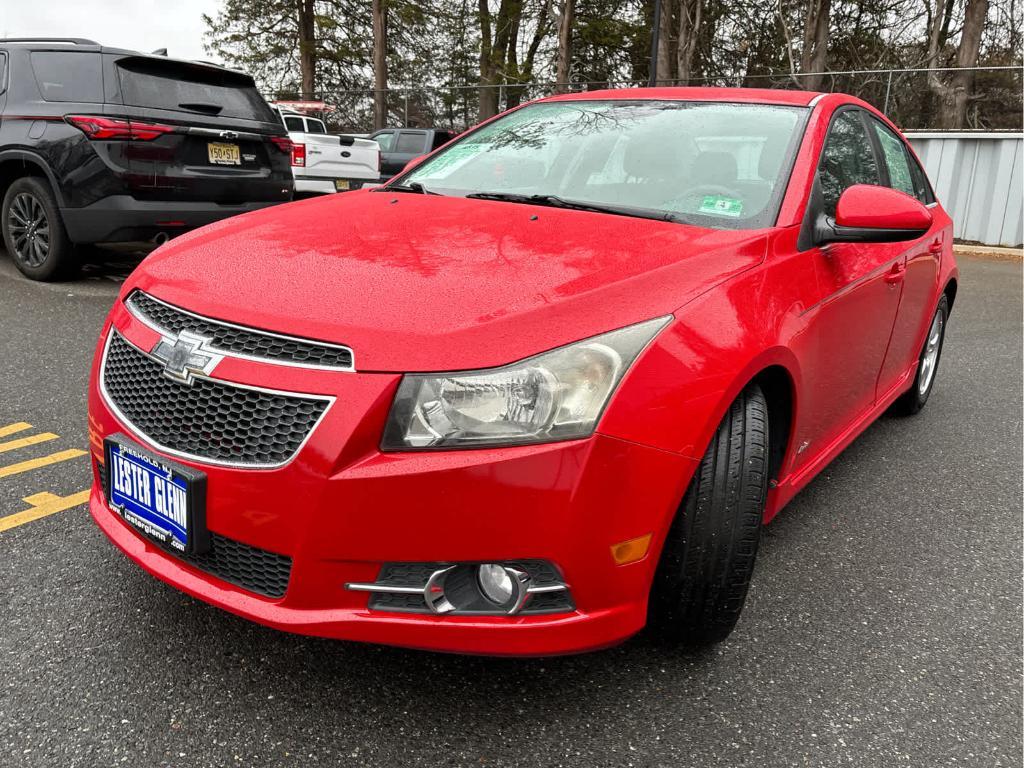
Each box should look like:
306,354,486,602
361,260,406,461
464,192,679,223
380,181,441,195
178,101,223,115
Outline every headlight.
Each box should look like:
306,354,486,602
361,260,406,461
381,316,671,450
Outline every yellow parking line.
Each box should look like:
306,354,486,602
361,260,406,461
0,432,59,454
0,489,91,533
0,449,87,478
0,422,33,438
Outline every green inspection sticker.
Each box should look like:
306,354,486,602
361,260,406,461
699,195,744,217
418,143,484,176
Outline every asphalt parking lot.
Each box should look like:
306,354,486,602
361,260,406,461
0,250,1020,768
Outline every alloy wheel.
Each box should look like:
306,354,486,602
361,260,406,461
7,192,51,268
918,308,944,396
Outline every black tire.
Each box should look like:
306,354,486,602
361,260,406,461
1,176,76,281
649,384,769,645
890,294,949,416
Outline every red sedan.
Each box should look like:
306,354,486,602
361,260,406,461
87,88,957,655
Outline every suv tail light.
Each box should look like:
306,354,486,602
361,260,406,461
290,143,306,167
66,115,173,141
269,136,294,154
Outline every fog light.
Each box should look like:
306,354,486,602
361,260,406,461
477,563,514,604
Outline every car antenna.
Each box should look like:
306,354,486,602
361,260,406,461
151,48,168,56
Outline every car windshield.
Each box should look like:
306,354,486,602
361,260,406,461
402,100,807,229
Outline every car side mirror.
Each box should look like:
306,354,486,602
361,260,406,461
815,184,932,245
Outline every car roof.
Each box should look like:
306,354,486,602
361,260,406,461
540,86,823,107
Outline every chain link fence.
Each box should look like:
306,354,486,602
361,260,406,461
275,66,1022,134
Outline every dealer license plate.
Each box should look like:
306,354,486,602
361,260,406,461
208,142,241,165
104,435,208,554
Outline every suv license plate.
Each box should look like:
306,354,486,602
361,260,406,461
104,434,208,555
208,142,241,165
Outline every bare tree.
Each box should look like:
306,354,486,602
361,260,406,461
507,0,554,107
926,0,991,127
945,0,990,126
478,0,519,119
554,0,575,92
656,0,675,83
799,0,831,89
677,0,703,84
372,0,389,128
297,0,316,99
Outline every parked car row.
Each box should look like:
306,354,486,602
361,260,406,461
0,38,451,281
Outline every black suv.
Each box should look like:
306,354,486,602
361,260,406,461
0,39,294,280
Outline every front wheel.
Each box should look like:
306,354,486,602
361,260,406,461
2,177,76,281
890,294,949,416
649,383,769,645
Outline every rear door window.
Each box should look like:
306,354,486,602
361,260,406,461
396,132,426,154
116,58,276,122
31,51,103,102
871,120,933,203
818,110,881,216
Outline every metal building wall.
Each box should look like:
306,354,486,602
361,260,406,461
905,132,1023,248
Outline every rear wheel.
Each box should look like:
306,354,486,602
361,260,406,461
890,294,949,416
2,177,76,281
649,384,769,645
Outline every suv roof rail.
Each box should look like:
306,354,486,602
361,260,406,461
0,37,100,45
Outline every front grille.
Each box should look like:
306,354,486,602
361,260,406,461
102,332,330,467
126,291,354,370
186,533,292,598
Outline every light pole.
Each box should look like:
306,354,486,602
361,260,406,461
648,0,662,87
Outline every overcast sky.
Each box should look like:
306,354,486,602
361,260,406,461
0,0,221,64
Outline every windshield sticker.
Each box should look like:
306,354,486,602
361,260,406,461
417,143,485,178
699,196,744,217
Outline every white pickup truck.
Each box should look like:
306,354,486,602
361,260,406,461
273,108,380,195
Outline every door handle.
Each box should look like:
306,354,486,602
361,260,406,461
884,263,906,285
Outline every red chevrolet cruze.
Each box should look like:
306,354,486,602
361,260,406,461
88,88,957,655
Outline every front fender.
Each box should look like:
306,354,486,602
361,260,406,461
598,263,807,463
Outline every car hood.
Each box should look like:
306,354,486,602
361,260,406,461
128,191,769,372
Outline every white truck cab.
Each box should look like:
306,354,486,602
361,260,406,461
273,108,380,195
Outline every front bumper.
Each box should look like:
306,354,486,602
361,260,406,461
87,308,696,655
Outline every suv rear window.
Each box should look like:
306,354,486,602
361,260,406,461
31,51,103,102
116,58,276,122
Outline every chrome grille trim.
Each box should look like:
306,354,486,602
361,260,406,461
125,290,355,372
99,330,334,470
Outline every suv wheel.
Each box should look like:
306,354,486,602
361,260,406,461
649,383,769,645
2,177,76,281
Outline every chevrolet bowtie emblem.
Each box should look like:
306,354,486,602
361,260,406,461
151,331,223,385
